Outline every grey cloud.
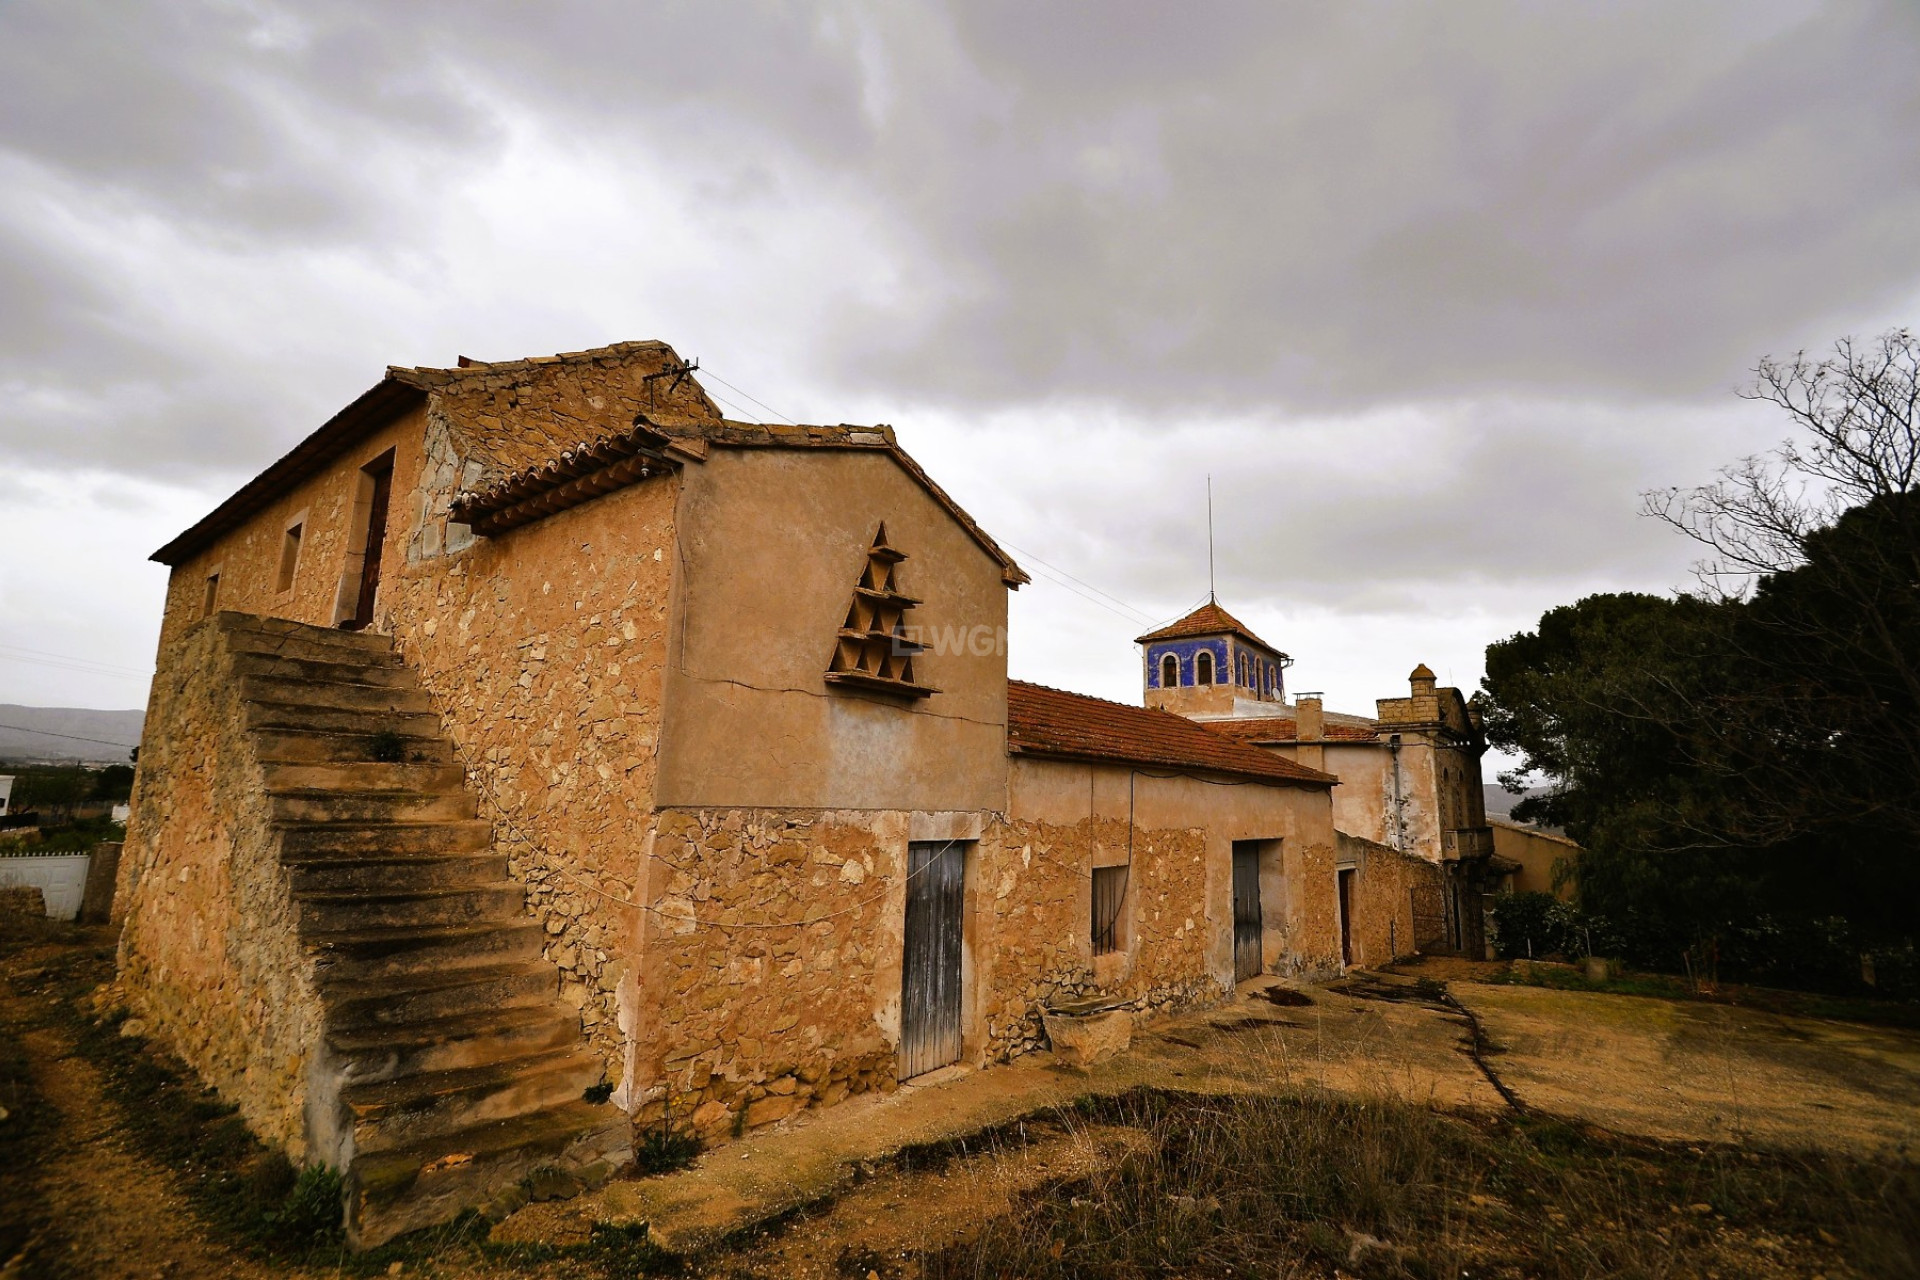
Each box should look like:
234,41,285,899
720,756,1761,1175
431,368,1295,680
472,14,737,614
1,0,1916,486
841,0,1920,409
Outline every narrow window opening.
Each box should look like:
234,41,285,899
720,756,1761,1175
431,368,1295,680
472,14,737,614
276,522,303,593
1196,650,1214,684
1160,653,1179,688
201,573,220,620
1091,865,1128,955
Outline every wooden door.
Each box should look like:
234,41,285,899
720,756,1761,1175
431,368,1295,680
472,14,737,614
345,455,394,631
1231,841,1262,982
1338,867,1355,967
900,840,964,1079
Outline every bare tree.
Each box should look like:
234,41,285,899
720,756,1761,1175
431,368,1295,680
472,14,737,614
1637,329,1920,866
1644,328,1920,593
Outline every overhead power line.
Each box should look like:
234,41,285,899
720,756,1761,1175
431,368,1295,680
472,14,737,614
0,643,154,681
0,721,140,749
699,367,798,425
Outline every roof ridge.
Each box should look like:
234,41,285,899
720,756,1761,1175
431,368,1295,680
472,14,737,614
391,340,677,383
1007,680,1336,786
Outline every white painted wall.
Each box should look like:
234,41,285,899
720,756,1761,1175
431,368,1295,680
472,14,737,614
0,852,90,920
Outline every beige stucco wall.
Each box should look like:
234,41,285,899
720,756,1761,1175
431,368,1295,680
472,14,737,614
1492,820,1577,899
1278,733,1485,869
655,446,1011,813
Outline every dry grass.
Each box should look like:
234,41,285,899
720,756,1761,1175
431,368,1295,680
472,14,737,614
917,1086,1918,1280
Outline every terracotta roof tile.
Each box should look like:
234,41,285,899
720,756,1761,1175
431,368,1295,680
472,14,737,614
1205,716,1380,744
1008,681,1334,786
1134,600,1284,654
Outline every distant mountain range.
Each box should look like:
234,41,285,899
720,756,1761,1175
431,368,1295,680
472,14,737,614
1484,783,1554,821
0,705,145,764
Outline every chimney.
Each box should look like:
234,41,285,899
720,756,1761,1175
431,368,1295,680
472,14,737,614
1295,694,1324,743
1294,693,1326,773
1409,664,1437,698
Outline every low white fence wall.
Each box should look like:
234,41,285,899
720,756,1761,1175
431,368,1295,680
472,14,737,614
0,851,91,921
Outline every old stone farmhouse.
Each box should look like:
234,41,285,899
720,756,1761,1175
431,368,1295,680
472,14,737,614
121,340,1443,1245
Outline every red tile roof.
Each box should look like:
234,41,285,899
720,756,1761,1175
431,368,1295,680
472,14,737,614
1007,681,1334,786
1205,716,1380,744
1134,600,1283,654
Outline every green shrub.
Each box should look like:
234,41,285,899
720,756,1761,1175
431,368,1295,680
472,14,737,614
1491,891,1586,960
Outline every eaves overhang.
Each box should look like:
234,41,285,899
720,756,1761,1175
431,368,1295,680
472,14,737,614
150,374,427,567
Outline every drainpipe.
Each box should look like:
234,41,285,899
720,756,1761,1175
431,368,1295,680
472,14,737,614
1387,733,1406,852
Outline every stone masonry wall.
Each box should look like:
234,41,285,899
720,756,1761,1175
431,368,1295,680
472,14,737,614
1340,832,1438,969
380,475,681,1081
1288,833,1346,977
976,815,1216,1060
631,804,1237,1147
635,808,907,1143
159,411,427,651
117,616,327,1157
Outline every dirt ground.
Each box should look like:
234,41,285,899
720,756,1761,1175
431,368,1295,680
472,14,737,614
0,931,281,1280
4,925,1916,1278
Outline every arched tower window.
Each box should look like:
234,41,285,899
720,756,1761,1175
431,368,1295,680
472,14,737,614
1160,653,1180,688
1196,650,1214,684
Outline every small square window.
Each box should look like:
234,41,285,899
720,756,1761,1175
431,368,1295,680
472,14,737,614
1092,865,1129,956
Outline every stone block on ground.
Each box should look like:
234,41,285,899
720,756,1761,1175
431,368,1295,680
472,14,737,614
1041,1007,1133,1069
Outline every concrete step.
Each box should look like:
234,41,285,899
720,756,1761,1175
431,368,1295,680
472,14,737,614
230,650,414,689
280,819,495,861
347,1100,631,1248
270,788,476,826
345,1049,608,1155
330,1005,583,1083
308,919,547,985
240,674,435,717
251,727,453,766
298,882,526,933
291,852,509,897
244,699,443,737
220,615,399,664
324,963,557,1031
265,761,468,795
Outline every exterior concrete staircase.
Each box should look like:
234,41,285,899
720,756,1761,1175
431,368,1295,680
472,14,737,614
219,613,631,1247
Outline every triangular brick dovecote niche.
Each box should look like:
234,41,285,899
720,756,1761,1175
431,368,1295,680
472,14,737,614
826,523,935,699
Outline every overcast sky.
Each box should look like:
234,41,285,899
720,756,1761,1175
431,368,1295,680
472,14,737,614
3,1,1917,770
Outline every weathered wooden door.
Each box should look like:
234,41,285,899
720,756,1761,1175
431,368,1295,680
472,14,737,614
900,840,964,1079
346,454,394,631
1337,868,1356,967
1231,841,1262,982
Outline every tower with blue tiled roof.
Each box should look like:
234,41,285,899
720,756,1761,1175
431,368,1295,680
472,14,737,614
1138,599,1290,717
